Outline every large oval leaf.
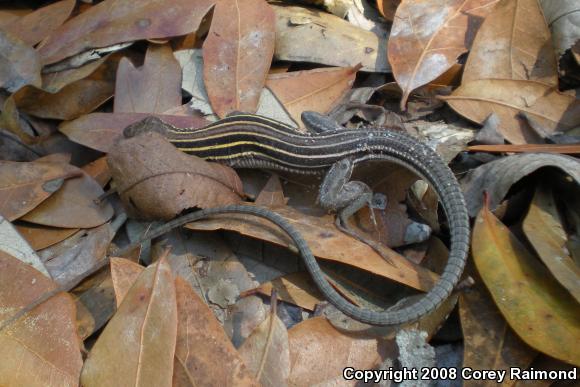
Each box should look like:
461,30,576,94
472,200,580,366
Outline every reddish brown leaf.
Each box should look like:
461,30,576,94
20,169,114,228
266,66,358,126
115,44,182,114
38,0,215,65
0,160,80,221
110,257,144,307
15,222,79,250
0,30,41,92
14,79,114,120
3,0,75,46
388,0,498,108
0,252,83,386
185,205,439,292
59,112,208,153
108,131,243,220
463,0,558,85
443,79,580,144
81,258,178,387
203,0,275,117
173,277,259,387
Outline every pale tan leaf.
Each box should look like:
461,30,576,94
463,0,558,85
81,258,178,387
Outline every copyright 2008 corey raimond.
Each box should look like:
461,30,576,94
342,366,578,384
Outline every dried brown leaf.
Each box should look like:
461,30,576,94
185,205,439,292
43,223,113,286
14,222,79,250
443,79,580,144
273,5,390,72
3,0,75,46
238,300,290,387
266,66,358,126
0,160,80,221
462,153,580,217
523,184,580,303
14,79,114,120
173,277,259,387
250,272,323,311
388,0,498,108
288,317,392,386
110,257,144,307
463,0,558,85
38,0,215,65
81,258,178,387
460,268,536,387
377,0,401,21
115,44,182,114
472,200,580,367
60,112,208,153
0,30,41,92
0,252,82,387
82,156,111,187
21,169,114,228
108,131,243,220
254,174,287,207
203,0,275,117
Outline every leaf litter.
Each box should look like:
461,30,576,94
0,0,579,385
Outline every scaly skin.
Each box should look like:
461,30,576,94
121,115,470,325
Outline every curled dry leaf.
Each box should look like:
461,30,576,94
107,131,243,220
523,184,580,303
460,268,536,387
20,169,114,228
115,44,182,114
174,277,260,387
203,0,276,118
0,30,41,92
472,201,580,367
2,0,75,46
463,0,558,85
377,0,401,21
254,174,288,207
462,153,580,217
539,0,580,58
467,143,580,155
238,299,290,387
59,112,208,153
443,79,580,144
0,159,80,221
388,0,499,108
266,66,358,127
38,0,215,65
185,205,439,292
81,258,177,387
0,252,82,387
273,5,390,73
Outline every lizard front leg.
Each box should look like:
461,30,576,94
318,158,397,264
